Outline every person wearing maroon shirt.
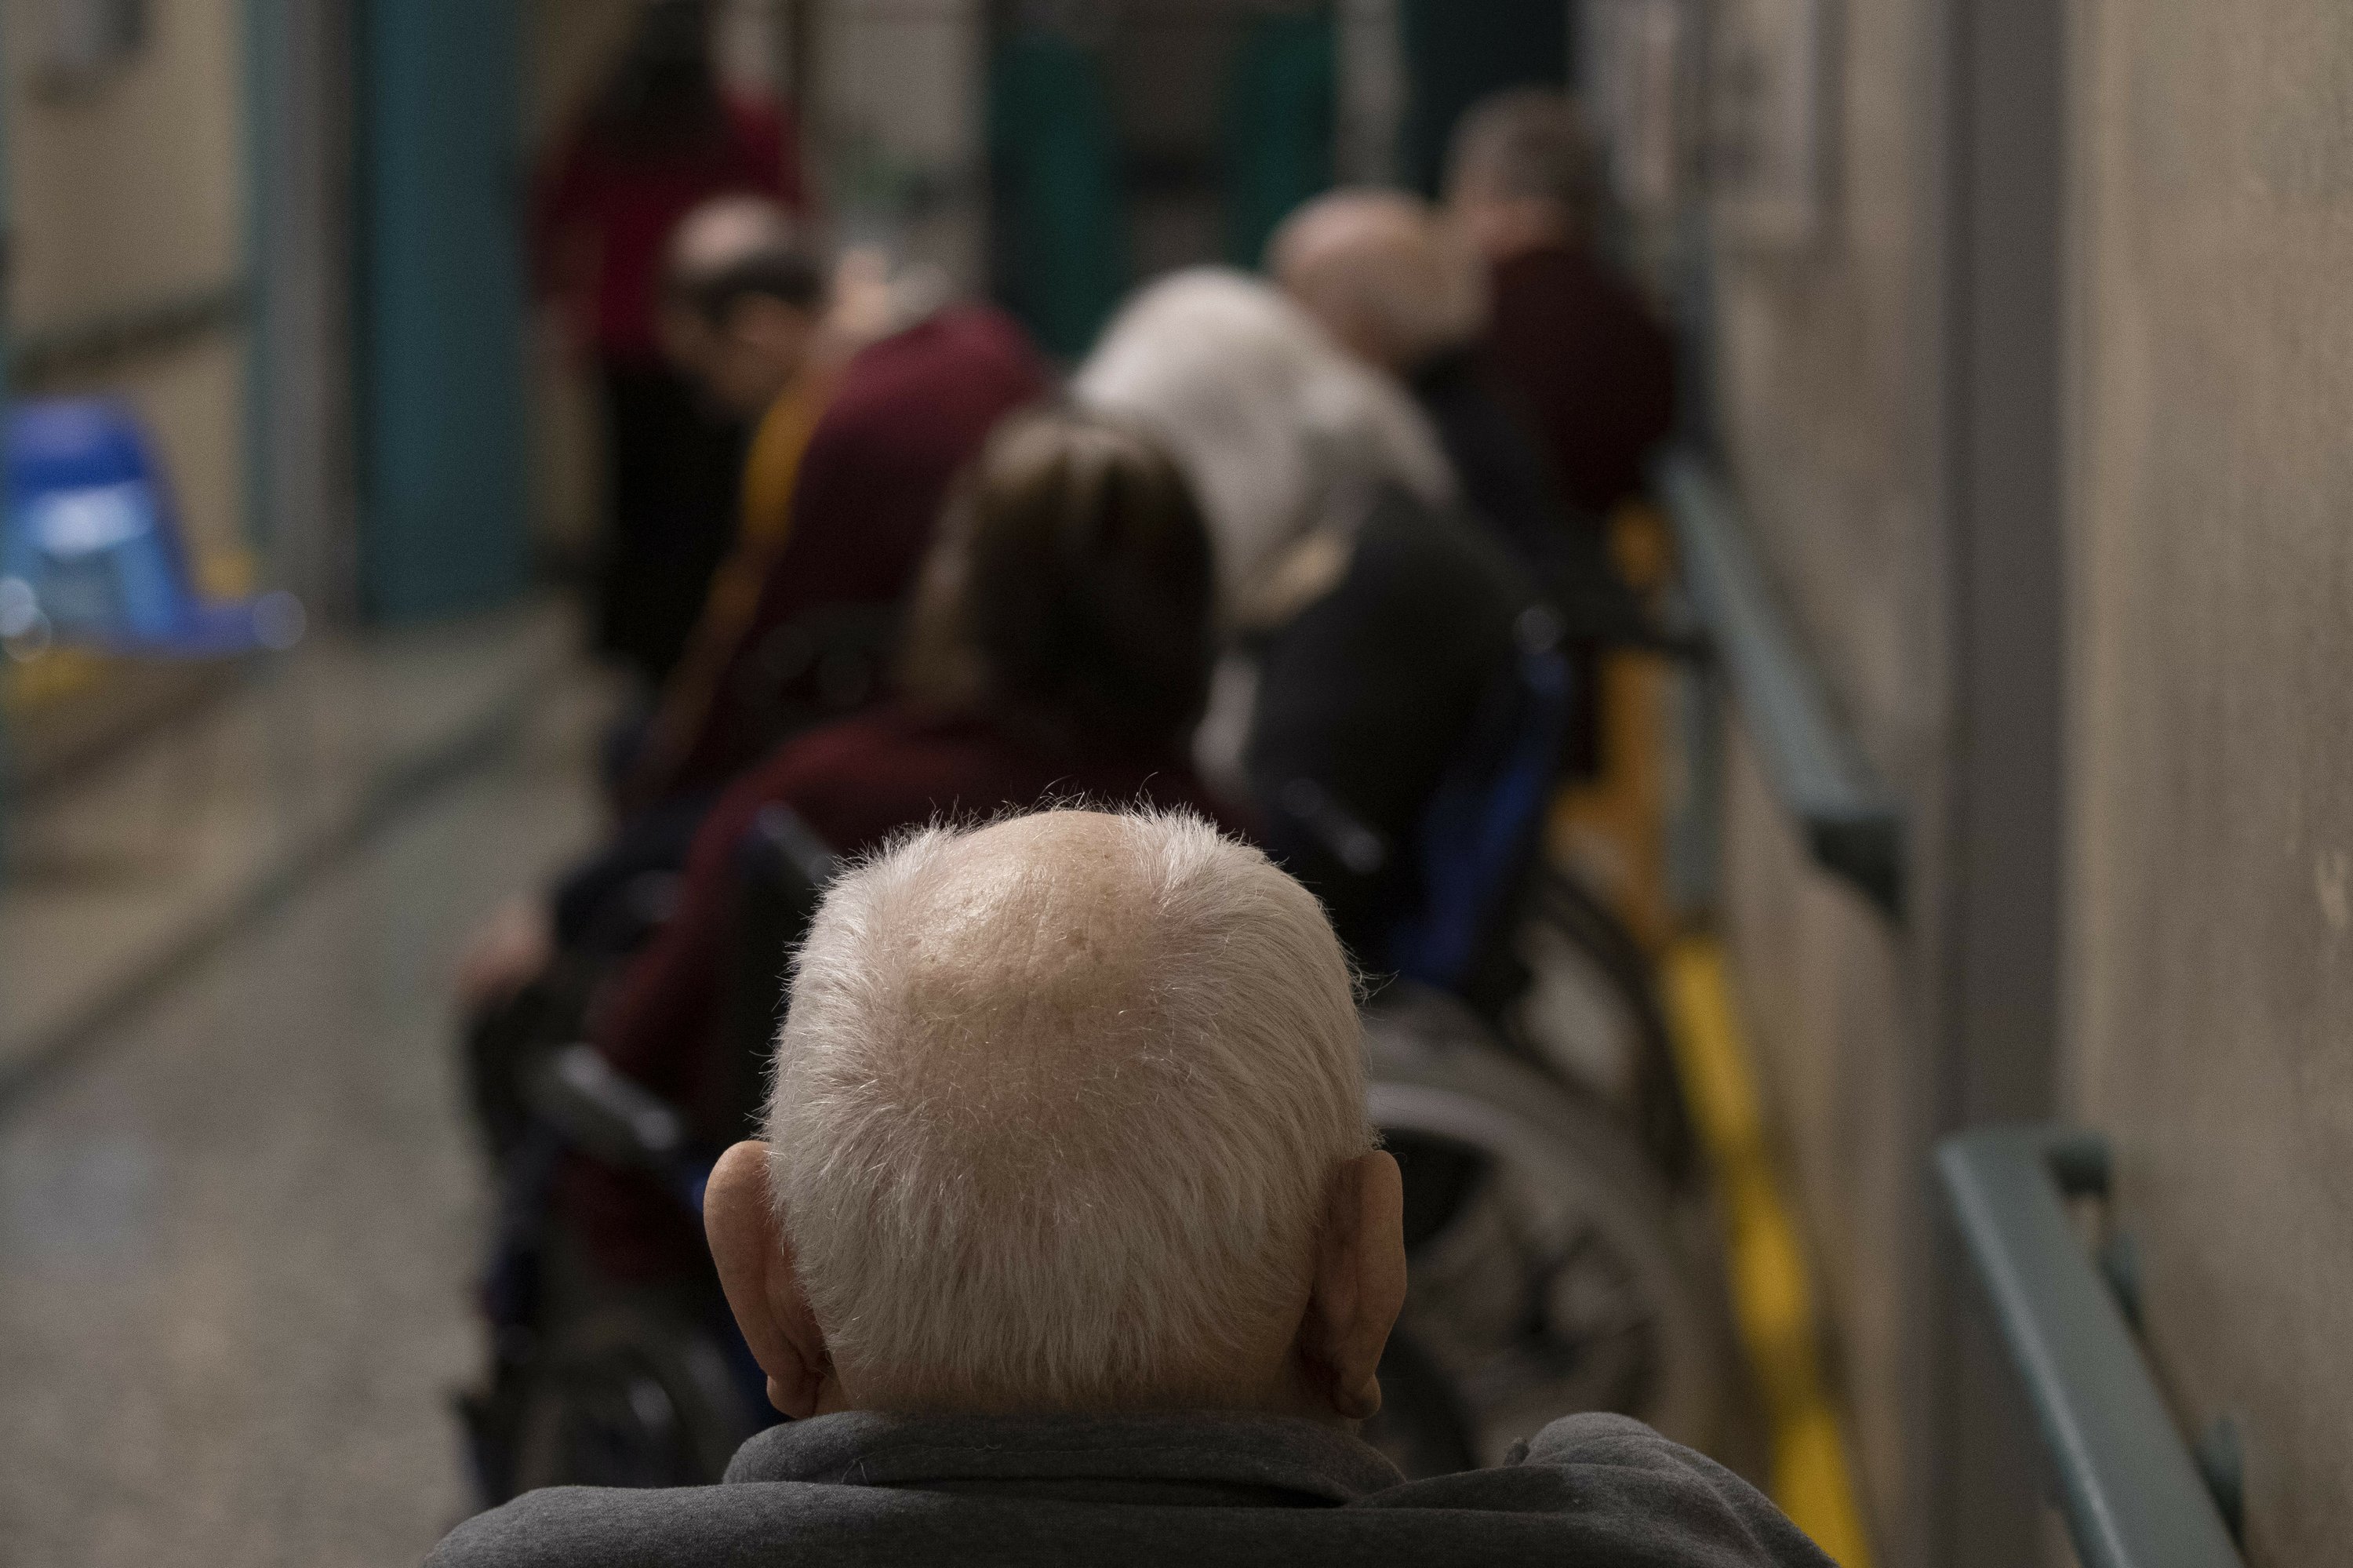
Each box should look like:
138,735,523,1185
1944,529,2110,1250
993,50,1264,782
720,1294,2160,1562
620,300,1050,809
533,0,806,682
1445,89,1675,521
568,409,1242,1280
453,264,1045,1028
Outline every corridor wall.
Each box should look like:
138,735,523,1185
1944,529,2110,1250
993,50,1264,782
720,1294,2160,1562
355,0,529,620
2065,0,2353,1559
1700,0,2068,1561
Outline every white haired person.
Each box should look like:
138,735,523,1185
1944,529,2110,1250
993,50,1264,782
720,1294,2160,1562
1270,187,1651,774
431,808,1833,1566
1268,188,1634,612
1074,268,1538,977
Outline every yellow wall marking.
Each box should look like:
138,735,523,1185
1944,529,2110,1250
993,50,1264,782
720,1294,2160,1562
1664,935,1874,1567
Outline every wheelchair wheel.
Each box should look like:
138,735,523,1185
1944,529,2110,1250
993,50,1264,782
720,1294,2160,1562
1498,867,1694,1184
1366,985,1740,1466
511,1306,761,1491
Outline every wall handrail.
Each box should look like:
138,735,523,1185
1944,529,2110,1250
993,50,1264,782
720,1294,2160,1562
13,278,251,387
1656,448,1905,915
1935,1126,2246,1568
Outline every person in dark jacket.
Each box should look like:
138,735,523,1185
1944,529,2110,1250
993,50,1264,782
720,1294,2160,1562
564,409,1241,1281
1446,89,1676,521
1076,269,1542,966
1268,189,1648,777
431,806,1831,1568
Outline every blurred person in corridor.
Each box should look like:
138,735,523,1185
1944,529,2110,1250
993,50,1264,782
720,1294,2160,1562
1269,187,1648,779
533,0,806,684
1076,270,1541,968
1445,90,1674,521
1268,187,1638,635
561,408,1243,1282
456,209,1043,1048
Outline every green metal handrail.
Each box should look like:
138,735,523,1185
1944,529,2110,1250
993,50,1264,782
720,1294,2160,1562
1936,1126,2245,1568
1656,448,1905,917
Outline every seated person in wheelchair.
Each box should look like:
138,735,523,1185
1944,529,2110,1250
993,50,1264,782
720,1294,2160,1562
1075,271,1548,982
565,407,1241,1282
455,201,1046,1039
434,808,1830,1568
1268,187,1643,644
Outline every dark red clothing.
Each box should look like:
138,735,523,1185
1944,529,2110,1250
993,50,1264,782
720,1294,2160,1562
1478,243,1675,517
571,704,1241,1279
533,97,804,364
646,306,1049,800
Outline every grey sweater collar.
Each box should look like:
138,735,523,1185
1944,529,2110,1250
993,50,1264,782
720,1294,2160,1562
724,1411,1408,1508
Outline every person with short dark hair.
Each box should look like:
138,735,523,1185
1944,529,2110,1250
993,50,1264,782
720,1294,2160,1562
565,408,1241,1282
1446,89,1675,519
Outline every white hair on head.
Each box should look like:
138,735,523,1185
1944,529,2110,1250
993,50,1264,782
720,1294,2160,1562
765,805,1371,1412
1071,267,1455,611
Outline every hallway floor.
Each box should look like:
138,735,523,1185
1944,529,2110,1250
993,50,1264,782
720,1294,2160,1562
0,664,612,1566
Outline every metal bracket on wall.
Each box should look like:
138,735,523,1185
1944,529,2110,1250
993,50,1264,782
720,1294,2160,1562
1936,1126,2248,1568
1657,448,1906,916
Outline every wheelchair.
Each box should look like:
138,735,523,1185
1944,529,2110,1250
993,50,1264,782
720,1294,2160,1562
1328,607,1735,1468
455,803,837,1504
456,601,1739,1497
1271,602,1698,1187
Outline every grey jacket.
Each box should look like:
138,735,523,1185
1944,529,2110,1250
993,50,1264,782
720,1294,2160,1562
430,1410,1835,1567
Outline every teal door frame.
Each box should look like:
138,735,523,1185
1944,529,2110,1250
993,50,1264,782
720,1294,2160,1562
354,0,528,621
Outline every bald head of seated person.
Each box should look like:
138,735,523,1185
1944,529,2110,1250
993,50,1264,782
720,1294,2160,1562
1269,187,1610,589
434,809,1832,1568
1267,187,1486,380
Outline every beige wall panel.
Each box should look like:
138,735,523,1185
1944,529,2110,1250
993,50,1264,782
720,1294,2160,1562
6,0,245,330
1707,0,1945,1554
1720,719,1918,1548
2067,0,2353,1561
817,0,984,284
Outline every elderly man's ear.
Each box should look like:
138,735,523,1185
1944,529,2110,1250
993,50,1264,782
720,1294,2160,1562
1299,1150,1409,1422
706,1141,842,1420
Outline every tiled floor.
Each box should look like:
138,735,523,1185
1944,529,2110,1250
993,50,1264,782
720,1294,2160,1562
1,600,581,1097
0,656,613,1566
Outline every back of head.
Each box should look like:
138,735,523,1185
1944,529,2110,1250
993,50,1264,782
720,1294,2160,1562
768,808,1370,1410
1445,89,1605,238
1267,188,1488,373
1072,267,1454,610
902,408,1216,752
667,195,798,283
666,197,826,326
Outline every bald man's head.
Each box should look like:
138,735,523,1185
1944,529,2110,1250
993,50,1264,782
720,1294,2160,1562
1268,187,1487,374
754,808,1378,1414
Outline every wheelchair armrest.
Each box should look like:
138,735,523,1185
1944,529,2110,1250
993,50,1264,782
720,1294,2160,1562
527,1044,687,1172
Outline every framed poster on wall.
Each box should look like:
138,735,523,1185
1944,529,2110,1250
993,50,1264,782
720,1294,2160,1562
1704,0,1835,249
